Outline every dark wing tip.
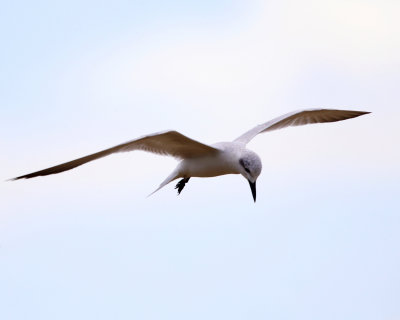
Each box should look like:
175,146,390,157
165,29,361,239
7,148,114,182
8,172,44,181
349,110,372,119
7,175,26,181
355,110,371,115
348,110,371,117
327,109,371,121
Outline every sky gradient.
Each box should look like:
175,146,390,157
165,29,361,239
1,1,399,319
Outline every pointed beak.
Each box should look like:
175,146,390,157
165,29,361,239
248,180,256,202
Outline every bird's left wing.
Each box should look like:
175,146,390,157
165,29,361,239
11,130,220,180
234,109,370,145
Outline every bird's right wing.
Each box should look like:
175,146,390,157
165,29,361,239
11,130,220,180
234,109,370,145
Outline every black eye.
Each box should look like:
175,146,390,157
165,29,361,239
239,158,251,174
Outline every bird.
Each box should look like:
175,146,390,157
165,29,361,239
10,109,370,202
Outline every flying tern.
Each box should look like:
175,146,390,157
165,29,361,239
11,109,370,202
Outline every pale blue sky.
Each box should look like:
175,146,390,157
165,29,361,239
1,1,399,319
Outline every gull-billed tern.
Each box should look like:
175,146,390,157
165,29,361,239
11,109,370,202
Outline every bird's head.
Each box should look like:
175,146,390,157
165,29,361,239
238,150,262,202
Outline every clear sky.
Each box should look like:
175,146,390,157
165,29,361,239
1,0,399,319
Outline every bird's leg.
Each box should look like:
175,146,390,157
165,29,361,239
175,177,190,195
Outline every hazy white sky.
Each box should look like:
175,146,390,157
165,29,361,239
1,1,399,319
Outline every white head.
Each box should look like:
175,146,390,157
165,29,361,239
238,149,262,202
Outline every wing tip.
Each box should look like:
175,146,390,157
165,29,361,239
356,110,371,115
8,175,32,181
352,110,371,118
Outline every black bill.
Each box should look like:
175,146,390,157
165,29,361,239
248,180,256,202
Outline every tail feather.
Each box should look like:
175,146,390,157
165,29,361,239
147,170,180,197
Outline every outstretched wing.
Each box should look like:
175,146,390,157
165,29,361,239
234,109,370,145
11,130,219,180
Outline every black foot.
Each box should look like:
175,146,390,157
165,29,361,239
175,178,190,195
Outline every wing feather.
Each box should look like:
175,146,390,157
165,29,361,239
11,130,219,180
234,109,370,144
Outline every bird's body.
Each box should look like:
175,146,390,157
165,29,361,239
179,142,245,178
11,108,370,202
152,142,261,197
